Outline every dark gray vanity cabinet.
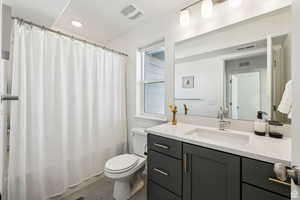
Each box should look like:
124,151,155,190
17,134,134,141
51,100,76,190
148,181,181,200
147,134,291,200
147,134,182,200
182,143,241,200
243,184,289,200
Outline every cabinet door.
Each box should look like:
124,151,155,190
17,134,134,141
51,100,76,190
183,143,240,200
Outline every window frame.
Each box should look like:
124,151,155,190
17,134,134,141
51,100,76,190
136,41,167,120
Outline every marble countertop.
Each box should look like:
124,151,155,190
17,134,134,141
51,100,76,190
146,123,291,166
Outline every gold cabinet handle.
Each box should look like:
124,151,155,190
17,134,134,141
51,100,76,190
268,178,291,187
183,153,188,173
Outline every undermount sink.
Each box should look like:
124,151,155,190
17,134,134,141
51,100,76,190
185,128,250,145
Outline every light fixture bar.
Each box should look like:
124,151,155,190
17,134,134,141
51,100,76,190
181,0,226,11
181,0,203,11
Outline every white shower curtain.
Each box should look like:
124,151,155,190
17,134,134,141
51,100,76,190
8,20,127,200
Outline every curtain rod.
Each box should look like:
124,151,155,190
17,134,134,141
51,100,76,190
11,17,128,57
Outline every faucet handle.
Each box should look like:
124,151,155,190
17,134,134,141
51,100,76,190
218,107,223,119
183,104,189,115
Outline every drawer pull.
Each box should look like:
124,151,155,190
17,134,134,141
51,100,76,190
154,143,169,150
268,178,291,187
153,168,169,176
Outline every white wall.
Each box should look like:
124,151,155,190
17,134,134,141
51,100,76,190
108,0,292,152
292,0,300,199
1,5,11,198
2,4,11,60
175,57,223,117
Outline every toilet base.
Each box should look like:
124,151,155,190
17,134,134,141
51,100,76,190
113,173,144,200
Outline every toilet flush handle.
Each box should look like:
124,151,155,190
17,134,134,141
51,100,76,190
144,144,148,156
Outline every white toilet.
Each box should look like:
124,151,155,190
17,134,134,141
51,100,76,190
104,128,147,200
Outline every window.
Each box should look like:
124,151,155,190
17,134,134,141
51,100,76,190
137,42,165,116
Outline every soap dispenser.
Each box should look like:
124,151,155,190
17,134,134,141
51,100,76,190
254,111,267,136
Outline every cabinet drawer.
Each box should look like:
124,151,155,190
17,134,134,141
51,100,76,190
148,134,182,159
148,150,182,195
148,181,181,200
242,158,290,197
243,184,289,200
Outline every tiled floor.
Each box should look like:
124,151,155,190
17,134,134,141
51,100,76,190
61,176,146,200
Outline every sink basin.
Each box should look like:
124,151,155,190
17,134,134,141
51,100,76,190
185,128,250,145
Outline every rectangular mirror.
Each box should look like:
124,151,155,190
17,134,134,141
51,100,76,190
174,25,291,123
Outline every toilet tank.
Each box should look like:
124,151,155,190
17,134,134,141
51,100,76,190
131,128,147,157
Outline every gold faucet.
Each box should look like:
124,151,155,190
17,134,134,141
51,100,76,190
168,104,178,125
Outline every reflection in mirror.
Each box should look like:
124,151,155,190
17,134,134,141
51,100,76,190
174,34,291,123
271,35,291,124
225,54,267,121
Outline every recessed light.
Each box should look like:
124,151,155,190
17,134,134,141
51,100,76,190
71,20,83,28
121,5,136,16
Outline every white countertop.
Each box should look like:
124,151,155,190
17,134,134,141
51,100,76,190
146,123,291,166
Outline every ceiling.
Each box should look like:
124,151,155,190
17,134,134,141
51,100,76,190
3,0,70,26
4,0,191,44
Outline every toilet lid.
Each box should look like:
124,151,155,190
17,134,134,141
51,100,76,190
105,154,139,173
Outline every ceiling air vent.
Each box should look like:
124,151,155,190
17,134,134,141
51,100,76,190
121,4,143,20
239,61,250,67
121,5,136,16
129,11,143,20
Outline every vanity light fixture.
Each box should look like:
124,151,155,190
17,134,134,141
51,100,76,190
201,0,213,18
71,20,83,28
180,10,190,27
228,0,242,8
179,0,242,26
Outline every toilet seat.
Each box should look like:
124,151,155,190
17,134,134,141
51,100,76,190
105,154,139,174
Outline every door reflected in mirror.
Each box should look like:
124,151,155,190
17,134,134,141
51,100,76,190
225,54,267,121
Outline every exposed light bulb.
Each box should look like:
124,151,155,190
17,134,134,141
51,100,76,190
180,10,190,27
228,0,242,8
201,0,213,19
